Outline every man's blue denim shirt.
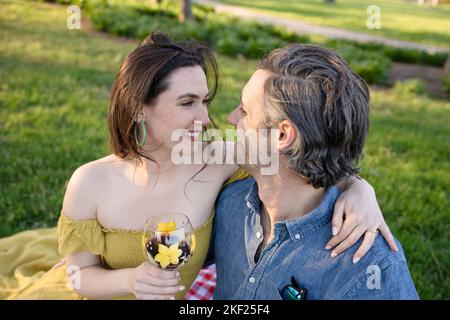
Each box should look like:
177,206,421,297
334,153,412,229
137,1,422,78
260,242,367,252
213,178,419,300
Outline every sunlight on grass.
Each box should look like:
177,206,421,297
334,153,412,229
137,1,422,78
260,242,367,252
218,0,450,48
0,0,449,298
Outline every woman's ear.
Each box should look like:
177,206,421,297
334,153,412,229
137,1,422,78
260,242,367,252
135,110,146,123
277,119,297,151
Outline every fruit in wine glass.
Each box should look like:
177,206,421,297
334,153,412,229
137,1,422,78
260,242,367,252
143,214,195,270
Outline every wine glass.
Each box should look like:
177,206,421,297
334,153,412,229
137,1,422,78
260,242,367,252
142,212,196,270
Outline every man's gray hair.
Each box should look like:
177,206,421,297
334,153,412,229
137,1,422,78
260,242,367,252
259,44,370,188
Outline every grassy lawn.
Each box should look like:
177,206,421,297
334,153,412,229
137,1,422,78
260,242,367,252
218,0,450,49
1,0,449,299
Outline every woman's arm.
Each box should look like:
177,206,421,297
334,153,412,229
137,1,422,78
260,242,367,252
327,176,398,264
65,253,181,300
65,252,132,299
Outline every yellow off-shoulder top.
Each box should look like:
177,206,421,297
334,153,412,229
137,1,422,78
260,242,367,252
0,168,249,300
57,210,215,300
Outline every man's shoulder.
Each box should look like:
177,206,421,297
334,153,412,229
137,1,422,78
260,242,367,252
340,234,408,271
352,240,417,299
215,178,255,218
334,235,417,299
219,177,255,202
366,235,407,264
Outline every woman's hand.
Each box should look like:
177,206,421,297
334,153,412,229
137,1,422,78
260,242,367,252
128,261,185,300
326,177,398,264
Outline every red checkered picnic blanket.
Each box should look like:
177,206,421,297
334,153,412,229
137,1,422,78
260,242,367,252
183,264,216,300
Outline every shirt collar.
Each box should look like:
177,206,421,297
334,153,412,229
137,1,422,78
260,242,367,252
244,179,260,213
244,178,341,241
284,186,341,241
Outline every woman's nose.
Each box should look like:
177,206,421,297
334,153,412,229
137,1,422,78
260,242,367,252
198,108,211,127
228,107,240,126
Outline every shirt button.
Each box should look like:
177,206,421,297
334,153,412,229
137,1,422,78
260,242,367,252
256,232,261,238
295,233,301,240
249,277,256,284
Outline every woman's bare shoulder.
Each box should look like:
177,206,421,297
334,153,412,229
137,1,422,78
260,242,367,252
62,154,120,221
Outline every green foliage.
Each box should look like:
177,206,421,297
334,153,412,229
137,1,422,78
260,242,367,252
393,79,427,96
37,0,86,7
87,0,304,60
84,0,393,83
332,42,392,84
381,46,448,68
3,0,449,299
35,0,448,84
327,39,448,68
443,73,450,92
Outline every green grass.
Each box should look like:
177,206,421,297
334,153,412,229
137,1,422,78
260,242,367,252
0,0,255,235
218,0,450,49
0,0,449,299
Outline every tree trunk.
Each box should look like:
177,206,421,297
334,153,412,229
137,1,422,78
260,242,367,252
154,0,162,10
179,0,194,23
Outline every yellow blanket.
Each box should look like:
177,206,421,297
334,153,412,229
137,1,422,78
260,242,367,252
0,227,79,299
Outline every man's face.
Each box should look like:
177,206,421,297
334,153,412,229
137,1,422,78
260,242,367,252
228,69,272,130
228,69,279,175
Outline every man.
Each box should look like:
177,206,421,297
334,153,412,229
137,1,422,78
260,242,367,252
212,44,419,299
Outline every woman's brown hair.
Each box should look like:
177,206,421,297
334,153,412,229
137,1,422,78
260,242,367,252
108,31,218,164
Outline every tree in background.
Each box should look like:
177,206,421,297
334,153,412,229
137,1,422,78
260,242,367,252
152,0,194,23
179,0,194,22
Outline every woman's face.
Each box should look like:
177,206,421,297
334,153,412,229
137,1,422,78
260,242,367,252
143,65,211,152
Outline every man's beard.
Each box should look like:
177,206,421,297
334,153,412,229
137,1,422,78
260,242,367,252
236,126,279,177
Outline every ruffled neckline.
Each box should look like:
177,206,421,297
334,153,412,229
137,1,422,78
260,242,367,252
60,211,215,234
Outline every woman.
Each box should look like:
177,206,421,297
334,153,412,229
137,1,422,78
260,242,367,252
0,32,396,300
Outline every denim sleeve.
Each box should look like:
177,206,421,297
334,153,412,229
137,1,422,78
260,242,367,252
345,256,419,300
